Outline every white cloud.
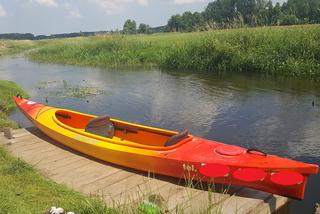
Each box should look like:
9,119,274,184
0,4,7,16
62,3,82,19
32,0,58,7
174,0,205,4
68,10,82,19
136,0,148,6
90,0,148,15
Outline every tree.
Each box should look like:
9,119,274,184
167,14,183,32
203,0,236,23
123,19,137,34
309,0,320,22
279,14,299,25
138,23,150,34
164,0,320,33
272,2,283,25
235,0,258,25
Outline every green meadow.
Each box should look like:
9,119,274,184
29,25,320,77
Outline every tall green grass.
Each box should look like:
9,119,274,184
0,80,28,129
29,25,320,77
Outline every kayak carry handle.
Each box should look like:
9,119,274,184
247,148,267,157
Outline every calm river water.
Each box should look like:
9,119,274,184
0,56,319,213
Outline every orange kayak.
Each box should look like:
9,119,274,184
13,96,319,200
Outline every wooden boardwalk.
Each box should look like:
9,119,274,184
0,127,289,213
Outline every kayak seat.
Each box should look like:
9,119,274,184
165,130,189,147
85,115,115,138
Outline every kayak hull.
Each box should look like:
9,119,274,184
13,96,319,200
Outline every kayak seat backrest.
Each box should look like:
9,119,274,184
85,115,115,139
165,130,189,147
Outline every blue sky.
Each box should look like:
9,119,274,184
0,0,284,35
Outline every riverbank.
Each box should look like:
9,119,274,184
29,25,320,77
0,80,28,129
0,40,37,57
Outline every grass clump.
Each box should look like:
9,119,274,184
0,147,116,214
0,80,29,129
29,25,320,78
0,40,37,57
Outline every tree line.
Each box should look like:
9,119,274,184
0,32,101,40
166,0,320,32
122,0,320,34
122,20,166,34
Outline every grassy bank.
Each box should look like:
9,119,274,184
0,147,115,214
29,25,320,77
0,80,28,129
0,40,37,57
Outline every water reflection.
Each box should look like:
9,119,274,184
0,56,319,214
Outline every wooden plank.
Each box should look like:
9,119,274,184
101,174,147,199
5,134,43,145
49,160,93,181
111,176,170,205
80,170,136,195
33,149,81,168
168,184,235,213
12,130,33,138
7,143,57,160
10,147,62,167
12,128,30,136
6,138,51,153
182,185,243,213
124,176,170,199
248,194,289,214
108,176,179,208
72,165,121,190
52,161,107,186
219,188,273,213
0,135,7,145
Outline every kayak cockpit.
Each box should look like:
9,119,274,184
54,110,192,148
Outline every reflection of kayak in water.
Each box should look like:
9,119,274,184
14,96,319,200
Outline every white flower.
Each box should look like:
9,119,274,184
49,207,65,214
50,207,57,212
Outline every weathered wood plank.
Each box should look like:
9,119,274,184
35,152,84,172
80,170,137,195
250,194,289,214
12,129,33,138
219,188,283,213
49,160,93,181
12,128,30,135
112,177,169,204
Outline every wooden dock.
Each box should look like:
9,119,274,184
0,127,289,213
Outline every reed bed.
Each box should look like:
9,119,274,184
29,25,320,77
